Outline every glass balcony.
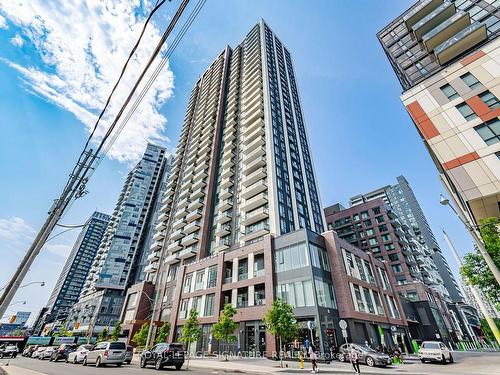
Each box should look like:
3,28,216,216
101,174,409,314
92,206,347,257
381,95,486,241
171,229,185,241
187,198,204,211
241,192,268,212
242,166,266,187
167,241,182,252
242,156,266,176
191,178,207,192
422,11,470,52
219,199,233,212
241,180,267,199
412,1,456,40
220,187,233,200
155,221,166,231
243,137,265,156
242,207,269,226
147,251,160,262
214,236,231,252
403,0,443,29
144,263,158,273
178,245,198,259
220,177,233,189
241,222,270,242
221,166,235,179
150,241,162,251
215,223,231,237
152,231,164,241
164,253,180,265
216,211,232,224
191,187,205,200
434,22,487,65
184,220,201,234
181,232,199,246
186,209,203,222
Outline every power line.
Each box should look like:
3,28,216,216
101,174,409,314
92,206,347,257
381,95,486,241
0,0,196,318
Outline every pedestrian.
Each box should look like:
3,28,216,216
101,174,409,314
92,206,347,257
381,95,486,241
350,347,361,374
309,344,318,373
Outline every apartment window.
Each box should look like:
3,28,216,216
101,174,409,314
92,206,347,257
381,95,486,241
368,238,378,246
475,118,500,145
388,253,399,262
179,299,189,319
366,229,374,236
381,234,392,242
461,72,481,90
207,266,217,288
315,279,337,308
378,224,388,232
310,243,331,272
192,296,202,314
254,284,266,305
479,91,500,109
385,295,401,319
372,291,384,315
363,288,376,314
375,215,384,223
364,219,372,227
372,207,381,215
392,264,403,273
276,280,314,307
274,242,309,272
254,254,265,277
204,294,215,316
378,268,390,290
361,211,369,219
194,271,205,291
183,273,192,293
237,287,248,308
440,83,459,100
456,102,477,121
364,260,375,284
352,284,365,312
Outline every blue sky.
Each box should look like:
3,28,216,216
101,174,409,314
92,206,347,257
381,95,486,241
0,0,475,322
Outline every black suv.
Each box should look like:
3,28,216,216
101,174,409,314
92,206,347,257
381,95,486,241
50,344,77,362
139,343,184,370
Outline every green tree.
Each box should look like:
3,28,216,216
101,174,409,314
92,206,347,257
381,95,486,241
111,321,122,341
481,318,500,341
155,321,171,344
132,322,149,347
180,309,201,369
461,217,500,309
97,327,108,342
212,304,238,361
263,299,299,368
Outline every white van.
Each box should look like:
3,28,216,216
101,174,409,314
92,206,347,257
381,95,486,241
419,341,453,364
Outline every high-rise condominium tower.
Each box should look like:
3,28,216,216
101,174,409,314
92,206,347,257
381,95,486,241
377,0,500,226
137,21,346,353
350,175,463,302
42,211,110,328
68,143,168,333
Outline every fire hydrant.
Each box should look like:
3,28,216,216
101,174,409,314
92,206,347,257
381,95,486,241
299,351,304,369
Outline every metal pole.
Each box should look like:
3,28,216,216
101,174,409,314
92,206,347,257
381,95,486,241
441,196,500,286
442,230,500,346
0,151,94,319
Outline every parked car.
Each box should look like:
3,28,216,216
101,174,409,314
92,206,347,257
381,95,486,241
337,343,391,367
0,345,19,358
82,341,126,367
50,343,77,362
31,347,46,359
125,345,133,365
139,343,185,370
67,344,93,364
39,346,58,360
22,346,38,357
418,341,453,364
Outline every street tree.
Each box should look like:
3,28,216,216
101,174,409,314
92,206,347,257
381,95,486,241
180,309,201,369
212,303,238,361
97,327,109,342
263,299,299,368
481,318,500,342
111,321,122,341
461,217,500,308
132,322,149,348
155,321,171,344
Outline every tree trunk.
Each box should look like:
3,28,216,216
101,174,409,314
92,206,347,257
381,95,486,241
224,339,228,361
280,337,283,368
186,340,190,369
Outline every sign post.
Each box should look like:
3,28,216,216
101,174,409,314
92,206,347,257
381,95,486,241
307,320,315,345
339,320,348,344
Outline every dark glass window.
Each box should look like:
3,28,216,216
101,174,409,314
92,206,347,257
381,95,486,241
475,118,500,145
440,84,459,100
479,91,500,109
456,102,477,121
461,72,481,90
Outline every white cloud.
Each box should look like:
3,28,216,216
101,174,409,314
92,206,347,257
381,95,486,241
0,217,34,242
0,0,174,162
45,243,73,257
0,14,8,29
10,33,24,47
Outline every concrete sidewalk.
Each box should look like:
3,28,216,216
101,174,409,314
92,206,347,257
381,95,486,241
0,365,45,375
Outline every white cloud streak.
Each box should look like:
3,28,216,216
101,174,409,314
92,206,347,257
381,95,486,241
0,1,174,162
0,217,34,242
0,14,8,29
10,34,24,47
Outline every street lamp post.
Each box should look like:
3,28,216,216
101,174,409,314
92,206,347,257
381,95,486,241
0,281,45,292
439,195,500,287
442,229,500,346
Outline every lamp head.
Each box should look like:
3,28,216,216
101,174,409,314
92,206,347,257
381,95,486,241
439,195,449,206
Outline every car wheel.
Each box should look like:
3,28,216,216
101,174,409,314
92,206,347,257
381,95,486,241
95,356,101,367
420,358,425,363
155,358,163,370
449,354,454,364
82,356,87,366
441,355,447,365
175,364,182,371
140,357,147,368
366,356,375,367
337,353,345,362
126,360,131,365
116,363,122,367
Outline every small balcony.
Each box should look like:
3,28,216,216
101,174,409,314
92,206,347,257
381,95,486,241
147,251,160,262
412,1,456,40
150,241,162,251
191,187,205,200
186,209,203,222
144,263,158,274
171,229,184,241
242,207,269,226
242,156,266,176
220,187,233,200
215,223,231,237
213,237,231,252
403,0,443,30
243,127,265,146
434,22,487,65
192,178,207,191
155,221,166,231
422,11,470,52
181,232,199,246
217,211,232,224
219,199,233,212
178,244,198,259
241,180,267,199
153,231,164,241
243,136,265,156
167,241,182,252
172,218,187,230
157,213,168,222
164,253,180,265
220,177,233,189
177,197,190,210
241,222,270,242
221,166,235,180
187,198,204,211
184,220,201,234
241,192,268,212
242,167,266,187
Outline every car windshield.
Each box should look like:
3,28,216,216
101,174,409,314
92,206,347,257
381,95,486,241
83,345,93,350
109,342,126,350
422,342,440,349
358,345,376,352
